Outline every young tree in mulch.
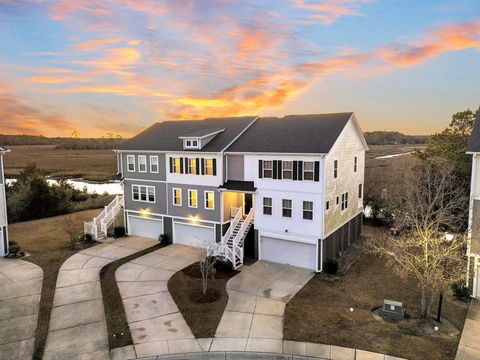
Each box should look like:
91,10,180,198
367,161,467,318
196,239,217,296
61,213,82,249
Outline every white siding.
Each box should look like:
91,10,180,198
166,153,223,187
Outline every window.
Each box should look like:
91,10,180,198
138,155,147,172
354,157,358,172
127,155,135,172
341,192,349,211
263,160,273,178
303,161,314,181
303,201,313,220
173,188,182,206
173,158,182,173
186,140,192,147
188,158,197,174
192,140,198,147
184,139,199,149
205,191,214,210
282,199,292,218
326,201,330,210
263,197,272,215
188,189,198,208
132,185,155,203
358,184,363,199
334,160,338,179
336,196,339,205
204,159,214,175
150,156,159,173
282,161,293,180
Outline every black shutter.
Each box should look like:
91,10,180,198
201,158,205,175
180,157,184,173
258,160,263,178
196,158,200,175
169,157,173,173
273,160,278,179
213,158,217,175
314,161,320,182
298,161,303,181
278,161,283,179
293,161,298,180
184,158,188,174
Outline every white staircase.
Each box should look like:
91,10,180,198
84,195,124,240
216,207,254,269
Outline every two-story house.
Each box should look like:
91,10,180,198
467,109,480,298
86,113,368,271
0,146,9,256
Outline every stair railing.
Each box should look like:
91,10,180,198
230,208,254,267
221,207,241,246
84,195,124,239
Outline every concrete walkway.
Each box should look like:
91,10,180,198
43,236,158,360
0,258,43,360
116,244,201,359
211,261,314,353
456,298,480,360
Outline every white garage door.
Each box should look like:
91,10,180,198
261,237,316,270
128,216,163,240
174,222,215,247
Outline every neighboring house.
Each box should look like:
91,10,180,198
86,113,368,271
0,146,9,256
467,110,480,298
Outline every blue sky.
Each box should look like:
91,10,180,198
0,0,479,137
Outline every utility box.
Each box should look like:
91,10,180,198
382,299,404,320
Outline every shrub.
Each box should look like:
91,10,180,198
324,258,338,275
9,240,17,246
158,233,171,244
8,244,21,254
114,226,125,238
84,233,94,243
214,257,234,273
452,282,470,301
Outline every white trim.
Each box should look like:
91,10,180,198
124,178,166,183
225,151,328,156
302,200,314,221
128,214,163,222
204,190,215,210
179,128,225,140
220,117,259,153
115,150,221,155
150,155,159,173
131,184,155,203
188,189,198,208
127,155,135,172
173,219,215,229
172,187,182,206
138,155,147,173
282,198,292,218
282,160,293,180
126,210,221,225
303,161,315,182
259,230,318,244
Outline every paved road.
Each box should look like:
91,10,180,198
0,258,43,360
42,236,157,360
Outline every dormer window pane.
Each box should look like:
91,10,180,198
192,140,198,147
186,140,191,147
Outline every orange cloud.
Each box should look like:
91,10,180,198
75,47,141,71
75,37,123,51
293,0,370,24
28,75,89,84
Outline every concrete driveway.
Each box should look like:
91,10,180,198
211,260,314,353
0,258,43,360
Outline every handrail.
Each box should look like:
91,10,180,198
84,195,124,239
222,207,242,245
233,208,254,247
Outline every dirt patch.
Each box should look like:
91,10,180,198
168,263,238,338
100,242,165,349
284,228,469,360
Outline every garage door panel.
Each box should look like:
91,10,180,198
129,216,163,240
174,223,214,247
261,236,316,270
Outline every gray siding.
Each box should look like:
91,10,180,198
124,179,167,214
121,153,166,181
167,183,220,222
227,155,244,181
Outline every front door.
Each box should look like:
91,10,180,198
244,193,253,215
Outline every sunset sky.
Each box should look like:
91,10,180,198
0,0,479,137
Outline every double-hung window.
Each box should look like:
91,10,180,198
341,192,349,211
263,197,272,215
138,155,147,172
303,201,313,220
127,155,135,172
173,188,182,206
188,158,197,174
132,185,155,203
282,199,292,218
354,157,358,172
205,191,214,210
303,161,314,181
204,159,214,175
282,161,293,180
263,160,273,178
334,160,338,179
358,184,363,199
150,156,159,173
173,158,182,173
188,189,197,208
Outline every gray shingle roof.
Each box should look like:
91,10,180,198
117,117,256,152
468,109,480,153
225,113,353,154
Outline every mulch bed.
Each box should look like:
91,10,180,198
100,242,165,349
168,263,239,338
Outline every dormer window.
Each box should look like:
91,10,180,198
183,138,201,150
180,128,225,150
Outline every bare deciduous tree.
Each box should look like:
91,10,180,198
367,161,468,318
62,213,81,249
196,239,217,296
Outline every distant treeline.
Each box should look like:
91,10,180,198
364,131,429,145
0,134,125,150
